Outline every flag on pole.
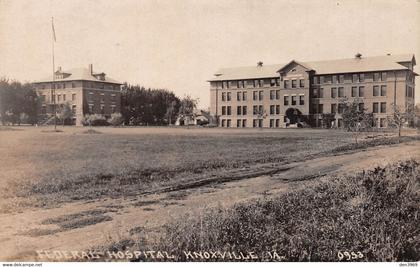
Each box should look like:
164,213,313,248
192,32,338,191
52,17,56,42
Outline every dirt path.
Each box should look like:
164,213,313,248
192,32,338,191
1,141,419,261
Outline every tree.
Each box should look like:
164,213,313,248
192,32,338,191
387,103,415,138
120,83,181,126
58,103,73,126
321,113,336,129
178,95,198,126
341,98,373,144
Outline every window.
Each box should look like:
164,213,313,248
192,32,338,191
227,92,231,101
380,118,386,127
227,119,231,127
222,92,226,101
292,80,297,88
253,105,258,115
351,86,358,97
359,86,365,97
299,79,304,88
40,95,46,102
373,86,379,96
291,96,297,105
275,105,280,114
338,87,344,97
270,105,275,115
258,119,263,128
259,80,264,88
319,76,324,84
318,104,324,114
331,104,337,114
313,76,318,84
284,80,290,89
242,119,247,127
221,119,226,127
299,95,304,105
100,94,105,102
359,73,365,82
236,81,240,89
380,102,386,113
373,73,380,82
253,91,258,101
352,74,359,83
275,90,280,100
222,106,226,115
100,105,105,114
72,94,76,101
111,106,116,113
258,105,263,114
284,96,289,105
358,103,364,111
237,119,241,128
57,95,61,102
237,92,241,101
339,75,344,83
338,103,345,114
88,104,94,113
381,85,387,96
373,102,379,113
63,94,66,101
270,119,274,128
259,91,263,101
72,82,76,88
338,118,343,128
319,88,324,98
242,91,247,101
275,119,279,128
270,79,276,87
270,90,275,100
331,87,337,98
253,119,258,128
332,75,337,84
237,106,242,115
242,106,247,115
41,105,46,114
227,106,232,115
381,72,387,81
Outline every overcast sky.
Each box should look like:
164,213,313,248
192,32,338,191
0,0,419,107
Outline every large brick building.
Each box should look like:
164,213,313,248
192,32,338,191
33,64,122,125
209,54,417,128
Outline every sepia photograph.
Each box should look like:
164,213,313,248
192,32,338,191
0,0,419,266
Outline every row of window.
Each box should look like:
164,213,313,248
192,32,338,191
41,104,77,115
87,104,117,114
284,95,304,106
40,82,119,90
40,93,77,102
87,92,117,103
313,85,388,98
313,72,387,84
215,78,280,89
283,79,305,89
220,119,282,128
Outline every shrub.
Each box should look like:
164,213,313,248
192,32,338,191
108,113,124,126
81,114,109,126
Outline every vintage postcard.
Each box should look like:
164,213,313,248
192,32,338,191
0,0,419,266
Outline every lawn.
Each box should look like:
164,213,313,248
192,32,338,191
0,126,409,211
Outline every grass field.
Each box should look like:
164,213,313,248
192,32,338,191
0,125,416,212
148,160,420,262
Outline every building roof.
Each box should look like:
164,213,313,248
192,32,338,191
209,54,416,81
34,67,122,84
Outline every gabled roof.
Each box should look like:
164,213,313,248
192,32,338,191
277,60,314,73
209,54,416,81
34,67,122,84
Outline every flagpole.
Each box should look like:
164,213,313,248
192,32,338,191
52,16,57,130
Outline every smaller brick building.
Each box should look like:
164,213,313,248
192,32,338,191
33,64,122,125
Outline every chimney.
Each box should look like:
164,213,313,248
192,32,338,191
88,64,93,75
257,61,263,67
387,53,391,56
355,53,362,59
57,66,62,72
